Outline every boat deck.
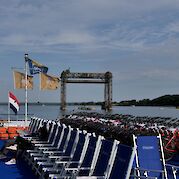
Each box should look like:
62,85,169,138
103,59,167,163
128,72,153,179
0,159,37,179
0,140,37,179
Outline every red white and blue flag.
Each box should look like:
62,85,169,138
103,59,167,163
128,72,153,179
9,92,20,114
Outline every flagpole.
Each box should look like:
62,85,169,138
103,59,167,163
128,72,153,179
8,92,10,124
24,54,28,126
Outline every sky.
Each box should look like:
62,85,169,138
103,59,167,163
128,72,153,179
1,0,179,103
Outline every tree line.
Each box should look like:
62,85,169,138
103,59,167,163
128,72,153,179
113,95,179,107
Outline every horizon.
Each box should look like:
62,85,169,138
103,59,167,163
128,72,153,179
1,93,179,104
1,1,179,103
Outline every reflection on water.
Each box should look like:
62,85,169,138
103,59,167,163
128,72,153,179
0,104,179,120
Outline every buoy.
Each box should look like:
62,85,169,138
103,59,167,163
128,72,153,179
0,133,9,140
0,127,7,134
7,127,17,134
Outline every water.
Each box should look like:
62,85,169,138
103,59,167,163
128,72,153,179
1,104,179,120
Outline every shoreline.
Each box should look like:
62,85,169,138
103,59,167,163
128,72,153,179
0,102,178,108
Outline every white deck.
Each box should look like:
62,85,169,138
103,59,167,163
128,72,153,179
1,120,30,127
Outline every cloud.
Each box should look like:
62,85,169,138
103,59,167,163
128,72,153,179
44,31,96,46
0,0,179,54
142,69,179,80
1,0,179,102
166,22,179,33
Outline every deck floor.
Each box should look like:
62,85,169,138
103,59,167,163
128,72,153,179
0,140,37,179
0,158,38,179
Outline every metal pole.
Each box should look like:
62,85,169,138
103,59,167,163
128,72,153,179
8,92,10,124
24,54,28,126
133,135,140,177
60,71,67,110
158,134,168,179
109,73,112,110
61,80,66,110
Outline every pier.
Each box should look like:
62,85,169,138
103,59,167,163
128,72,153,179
60,70,112,111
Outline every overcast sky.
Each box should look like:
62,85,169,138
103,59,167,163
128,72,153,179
1,0,179,103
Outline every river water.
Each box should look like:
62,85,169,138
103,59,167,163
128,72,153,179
1,104,179,121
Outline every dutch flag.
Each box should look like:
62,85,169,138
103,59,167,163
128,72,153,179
9,92,20,114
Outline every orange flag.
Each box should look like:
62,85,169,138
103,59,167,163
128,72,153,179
13,71,33,89
40,73,60,90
